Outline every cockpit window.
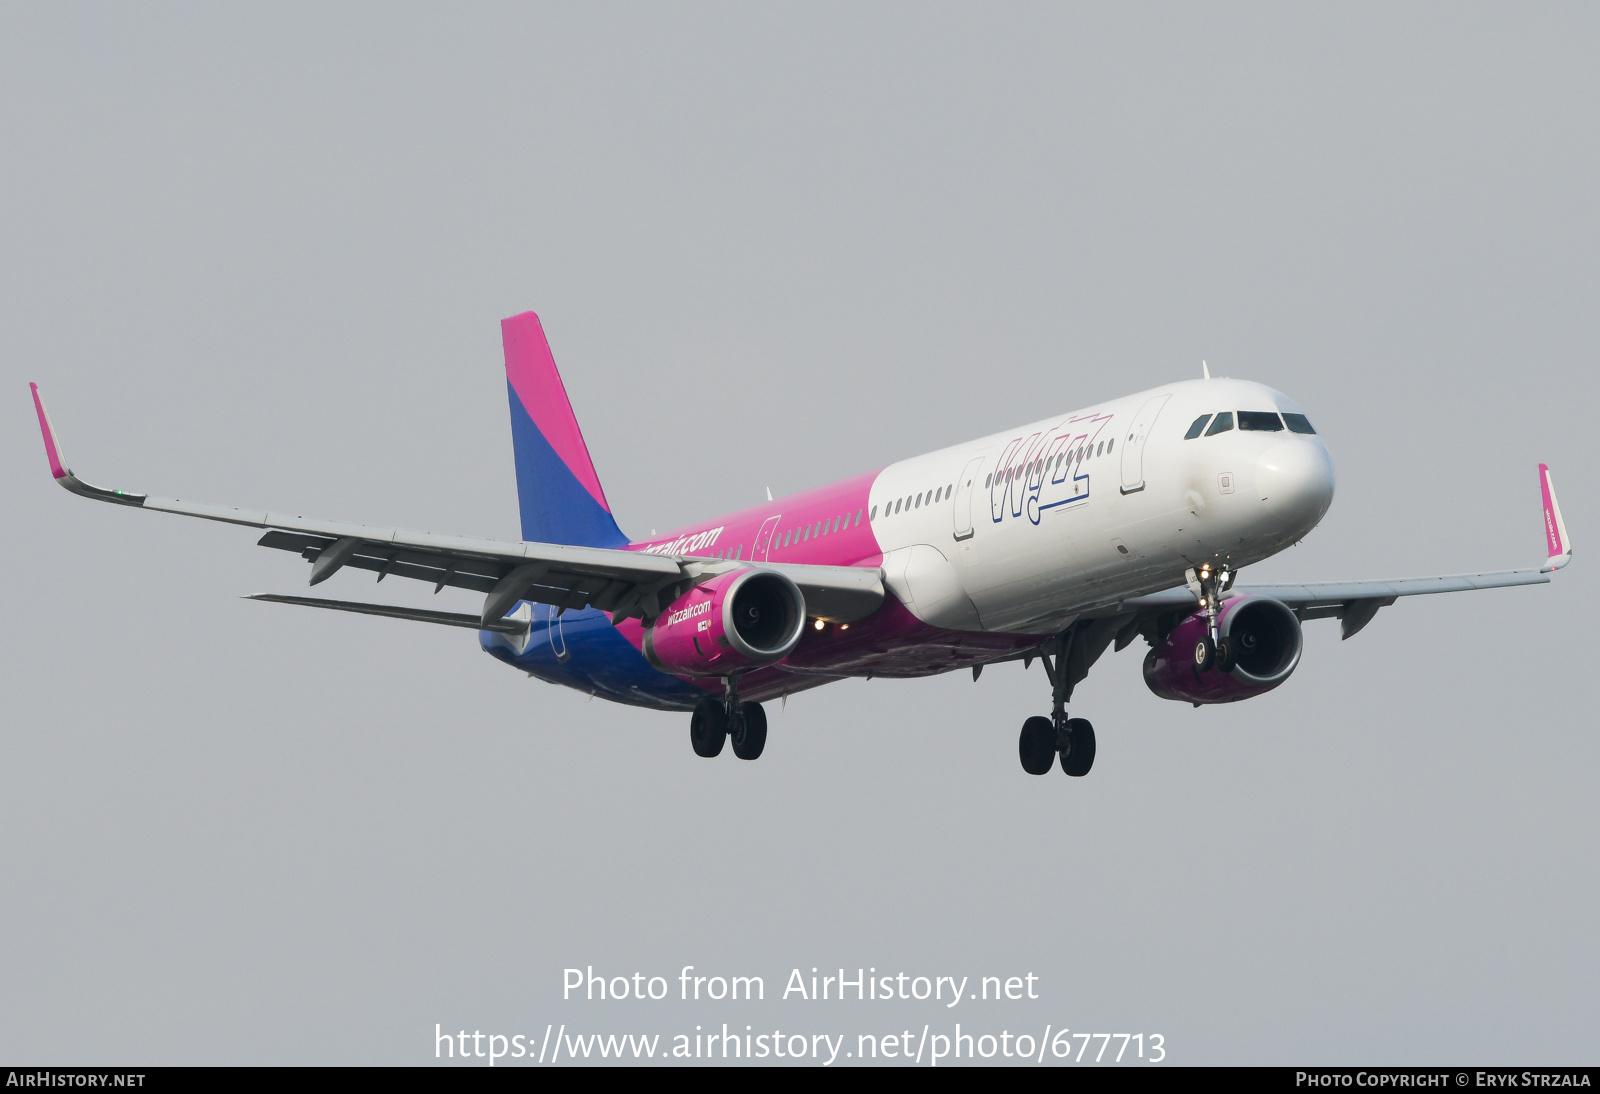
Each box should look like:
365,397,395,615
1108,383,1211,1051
1205,412,1234,436
1282,413,1316,434
1238,411,1284,431
1184,414,1211,440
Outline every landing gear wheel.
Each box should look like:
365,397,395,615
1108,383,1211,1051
1018,716,1055,775
690,697,727,758
1214,636,1236,673
1193,635,1215,672
731,701,767,760
1061,718,1096,777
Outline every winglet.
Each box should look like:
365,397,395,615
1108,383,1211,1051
29,382,70,480
1539,463,1571,572
27,384,146,506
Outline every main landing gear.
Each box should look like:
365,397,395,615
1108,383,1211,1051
690,676,767,761
1016,629,1097,777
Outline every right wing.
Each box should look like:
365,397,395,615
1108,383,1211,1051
30,384,885,628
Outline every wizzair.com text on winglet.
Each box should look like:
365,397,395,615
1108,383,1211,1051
28,313,1573,775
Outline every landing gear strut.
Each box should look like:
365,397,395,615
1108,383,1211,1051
690,676,766,761
1187,563,1234,673
1015,627,1097,777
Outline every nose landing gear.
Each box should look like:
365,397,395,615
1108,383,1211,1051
1187,563,1235,673
689,676,767,761
1016,628,1098,777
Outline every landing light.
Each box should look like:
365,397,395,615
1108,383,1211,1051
814,619,825,631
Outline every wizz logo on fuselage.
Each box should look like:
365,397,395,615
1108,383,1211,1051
989,413,1114,526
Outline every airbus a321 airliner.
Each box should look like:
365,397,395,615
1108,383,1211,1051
30,312,1573,777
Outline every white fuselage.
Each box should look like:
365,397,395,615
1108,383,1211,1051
867,378,1336,634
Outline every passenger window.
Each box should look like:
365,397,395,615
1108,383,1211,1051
1184,414,1211,440
1096,441,1104,457
985,474,992,487
1206,412,1234,436
734,546,742,560
870,505,877,521
894,499,902,514
855,509,862,525
1107,438,1114,453
1282,413,1316,434
1238,411,1284,431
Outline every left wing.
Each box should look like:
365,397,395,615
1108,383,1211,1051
994,464,1573,697
29,384,884,627
1115,567,1552,640
1106,462,1571,640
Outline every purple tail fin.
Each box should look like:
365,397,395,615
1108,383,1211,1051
502,312,628,548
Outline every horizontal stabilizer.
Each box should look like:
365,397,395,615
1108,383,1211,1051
246,594,530,634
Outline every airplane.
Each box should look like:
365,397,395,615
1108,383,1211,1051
28,311,1573,777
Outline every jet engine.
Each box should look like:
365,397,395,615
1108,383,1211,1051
1143,595,1303,704
643,568,807,676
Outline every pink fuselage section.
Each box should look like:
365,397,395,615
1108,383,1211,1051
615,470,1037,703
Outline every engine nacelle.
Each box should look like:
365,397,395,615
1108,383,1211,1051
643,568,807,676
1143,595,1304,704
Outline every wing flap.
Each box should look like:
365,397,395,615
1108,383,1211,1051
759,561,885,623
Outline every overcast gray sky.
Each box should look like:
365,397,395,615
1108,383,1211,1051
2,2,1595,1065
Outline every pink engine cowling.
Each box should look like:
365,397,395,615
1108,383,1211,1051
642,568,807,676
1142,595,1304,704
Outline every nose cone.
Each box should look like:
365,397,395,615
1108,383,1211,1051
1256,439,1335,529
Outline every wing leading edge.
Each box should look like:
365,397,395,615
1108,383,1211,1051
28,385,884,628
